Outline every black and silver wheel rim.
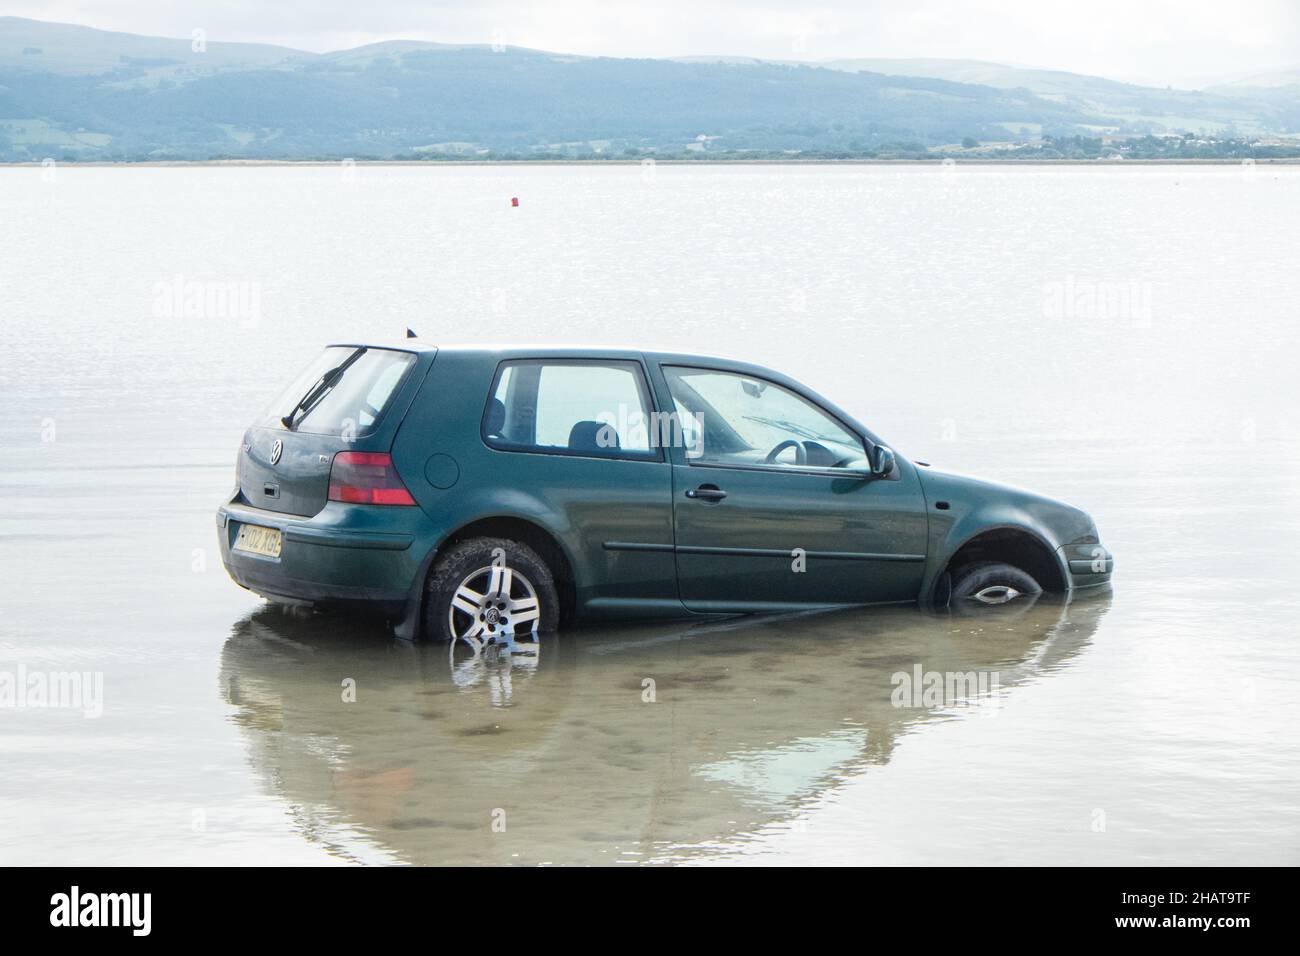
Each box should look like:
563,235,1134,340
971,584,1023,606
448,563,541,643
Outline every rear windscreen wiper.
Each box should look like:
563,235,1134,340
281,347,367,430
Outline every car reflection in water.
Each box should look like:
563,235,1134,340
220,591,1110,865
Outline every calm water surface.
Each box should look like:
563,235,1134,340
0,164,1297,864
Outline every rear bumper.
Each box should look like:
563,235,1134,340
1058,542,1114,590
217,496,435,614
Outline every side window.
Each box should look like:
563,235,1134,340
662,366,867,470
483,360,656,458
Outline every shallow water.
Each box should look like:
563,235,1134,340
1,164,1297,864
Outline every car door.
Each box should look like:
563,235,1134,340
655,364,928,612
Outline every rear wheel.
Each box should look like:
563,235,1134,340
949,561,1041,610
424,537,559,643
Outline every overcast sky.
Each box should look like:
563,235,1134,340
8,0,1299,88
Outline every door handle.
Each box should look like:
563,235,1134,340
685,485,727,502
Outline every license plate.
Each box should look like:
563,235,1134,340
234,523,282,558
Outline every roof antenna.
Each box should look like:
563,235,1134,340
406,328,417,338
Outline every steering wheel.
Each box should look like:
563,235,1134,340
764,439,807,465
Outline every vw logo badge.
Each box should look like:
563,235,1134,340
270,439,283,466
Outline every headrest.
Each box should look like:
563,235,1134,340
568,420,618,451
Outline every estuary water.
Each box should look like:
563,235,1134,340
0,163,1297,864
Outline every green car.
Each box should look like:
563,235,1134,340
217,343,1113,641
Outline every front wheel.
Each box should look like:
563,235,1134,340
948,561,1042,610
424,537,559,643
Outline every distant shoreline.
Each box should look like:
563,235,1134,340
3,158,1298,168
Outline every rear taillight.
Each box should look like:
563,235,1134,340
328,452,415,506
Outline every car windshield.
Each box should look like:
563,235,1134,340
260,347,416,438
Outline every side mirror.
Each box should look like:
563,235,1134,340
870,444,896,478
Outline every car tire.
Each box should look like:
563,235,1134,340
424,537,559,643
948,561,1041,609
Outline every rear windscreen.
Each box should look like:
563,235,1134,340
261,346,417,437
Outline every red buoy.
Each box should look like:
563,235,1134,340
511,197,519,207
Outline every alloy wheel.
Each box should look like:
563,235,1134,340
448,563,542,644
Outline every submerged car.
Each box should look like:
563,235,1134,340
217,343,1113,641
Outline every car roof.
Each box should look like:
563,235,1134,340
327,338,440,354
330,341,752,367
328,340,883,447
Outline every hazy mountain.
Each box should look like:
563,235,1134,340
0,14,302,75
677,55,1100,93
685,54,1300,137
1208,69,1300,92
2,17,1296,162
